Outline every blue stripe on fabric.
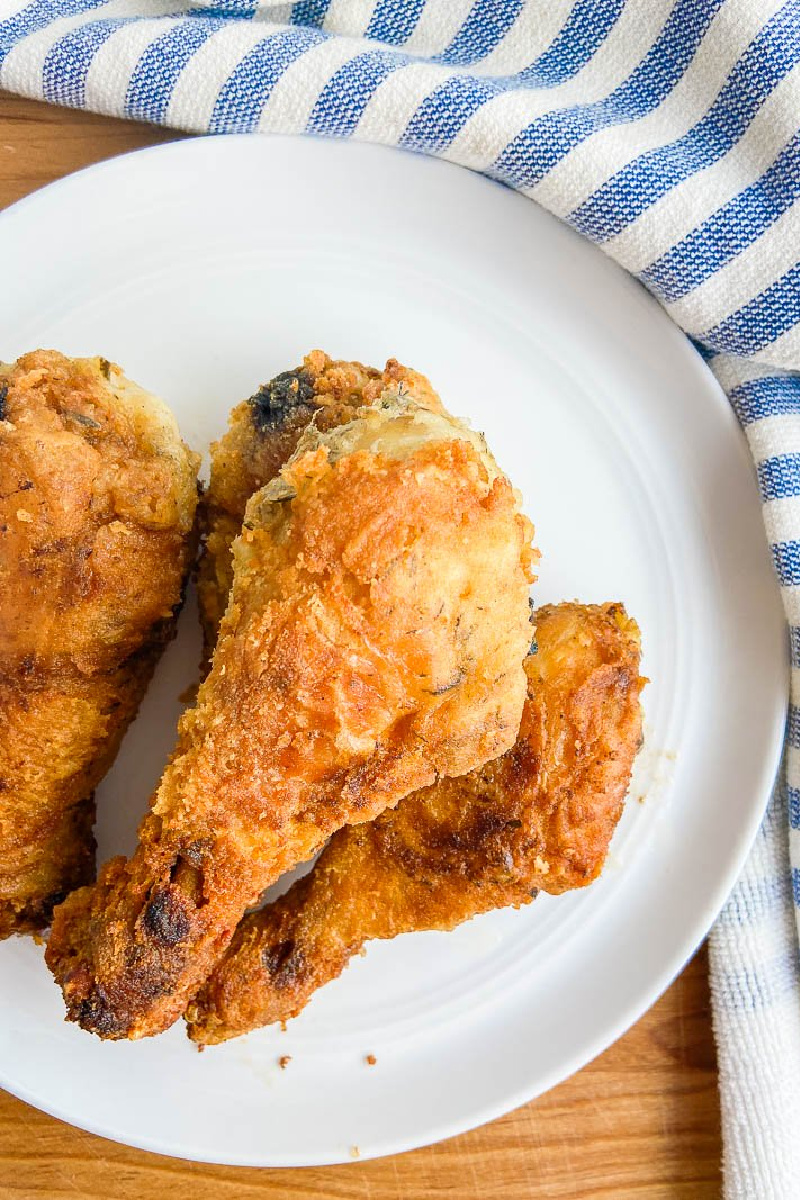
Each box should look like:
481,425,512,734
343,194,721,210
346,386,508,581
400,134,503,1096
787,708,800,750
434,0,523,67
307,48,406,137
126,19,224,123
210,26,324,134
729,374,800,425
772,539,800,586
367,0,426,46
515,0,624,87
197,0,257,14
758,453,800,502
717,871,792,923
790,786,800,827
400,0,624,155
401,75,496,154
713,946,800,1011
0,0,108,68
569,5,800,242
700,260,800,356
290,0,331,28
793,867,800,906
42,17,128,106
491,0,723,190
641,133,800,304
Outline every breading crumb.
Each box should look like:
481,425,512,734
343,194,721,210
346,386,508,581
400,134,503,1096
278,1055,291,1070
349,1145,360,1159
365,1054,377,1066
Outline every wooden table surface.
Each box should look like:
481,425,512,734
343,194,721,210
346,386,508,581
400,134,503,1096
0,93,722,1200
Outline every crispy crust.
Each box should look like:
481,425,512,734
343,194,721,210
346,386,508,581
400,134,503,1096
0,351,199,937
198,351,444,656
46,394,535,1039
186,602,643,1044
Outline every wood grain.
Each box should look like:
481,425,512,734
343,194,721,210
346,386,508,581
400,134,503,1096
0,92,722,1200
0,95,178,208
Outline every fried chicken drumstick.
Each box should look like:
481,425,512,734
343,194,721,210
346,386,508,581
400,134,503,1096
181,354,641,1045
187,601,643,1044
46,377,535,1039
0,351,199,938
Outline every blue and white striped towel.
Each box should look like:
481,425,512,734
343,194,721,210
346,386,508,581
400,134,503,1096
2,0,800,1192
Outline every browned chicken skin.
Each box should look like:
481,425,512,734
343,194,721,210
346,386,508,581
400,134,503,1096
186,601,643,1044
198,351,443,656
0,351,199,938
46,365,535,1040
180,355,643,1046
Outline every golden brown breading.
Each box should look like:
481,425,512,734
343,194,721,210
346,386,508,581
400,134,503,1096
198,351,443,655
185,602,642,1044
0,350,199,938
46,395,535,1039
187,370,642,1046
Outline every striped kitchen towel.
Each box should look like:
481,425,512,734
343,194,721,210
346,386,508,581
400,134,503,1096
1,0,800,1193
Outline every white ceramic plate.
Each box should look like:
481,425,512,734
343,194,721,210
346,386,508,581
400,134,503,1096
0,136,786,1166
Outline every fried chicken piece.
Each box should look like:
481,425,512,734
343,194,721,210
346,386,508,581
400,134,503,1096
186,602,642,1044
46,391,536,1039
198,350,443,656
0,350,199,938
187,361,642,1046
